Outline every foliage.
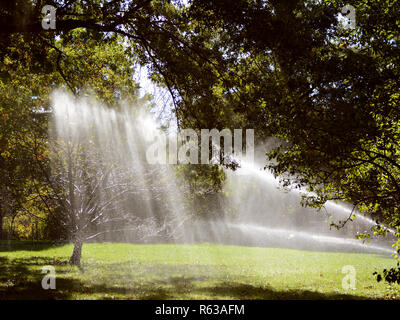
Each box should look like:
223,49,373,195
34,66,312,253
1,0,400,272
175,164,227,219
180,0,400,245
374,262,400,286
0,5,141,241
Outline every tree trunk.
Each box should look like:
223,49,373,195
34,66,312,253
69,240,83,267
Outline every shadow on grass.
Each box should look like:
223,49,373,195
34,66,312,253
0,256,370,300
0,240,62,252
0,256,84,300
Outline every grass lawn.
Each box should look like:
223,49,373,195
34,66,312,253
0,241,398,300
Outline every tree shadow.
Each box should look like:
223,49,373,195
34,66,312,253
0,256,82,299
0,240,62,252
135,274,365,300
0,257,372,300
192,282,362,300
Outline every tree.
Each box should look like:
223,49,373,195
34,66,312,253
127,0,400,251
2,0,400,268
174,0,400,243
43,91,181,266
0,3,148,258
47,119,148,266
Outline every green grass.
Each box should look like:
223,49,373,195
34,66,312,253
0,241,399,300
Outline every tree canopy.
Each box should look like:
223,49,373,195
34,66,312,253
0,0,399,268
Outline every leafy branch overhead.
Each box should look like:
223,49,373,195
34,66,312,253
0,0,399,277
